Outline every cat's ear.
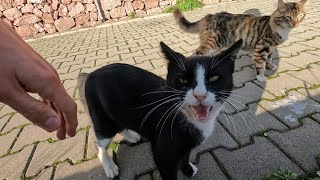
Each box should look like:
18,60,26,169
277,0,286,9
299,0,307,5
215,39,243,63
160,41,185,67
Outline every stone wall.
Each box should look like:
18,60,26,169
0,0,175,38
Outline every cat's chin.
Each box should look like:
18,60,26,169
189,105,212,122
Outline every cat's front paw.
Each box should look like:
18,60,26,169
256,75,267,82
266,63,277,70
189,162,198,177
121,130,141,143
103,161,119,178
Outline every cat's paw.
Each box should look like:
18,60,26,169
189,162,198,177
103,161,119,179
256,75,267,82
121,130,141,143
266,64,277,70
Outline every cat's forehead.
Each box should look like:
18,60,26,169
281,2,305,15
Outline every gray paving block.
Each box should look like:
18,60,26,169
54,159,108,180
297,87,320,103
312,113,320,123
259,91,320,128
214,137,304,180
26,131,86,176
0,145,33,180
234,54,254,71
288,64,320,86
116,142,155,179
233,67,257,88
269,118,320,171
190,122,238,162
218,103,287,145
0,129,19,156
137,173,153,180
223,82,274,114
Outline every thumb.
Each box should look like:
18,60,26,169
8,91,61,132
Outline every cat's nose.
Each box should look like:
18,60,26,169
193,94,207,101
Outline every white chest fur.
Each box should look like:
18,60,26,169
276,28,291,42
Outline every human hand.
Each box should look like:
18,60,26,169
0,20,78,140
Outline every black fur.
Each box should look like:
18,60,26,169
83,40,242,180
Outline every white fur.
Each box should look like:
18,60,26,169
121,129,141,143
193,65,207,97
189,162,198,177
276,28,291,42
97,138,119,178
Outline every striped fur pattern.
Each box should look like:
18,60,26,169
173,0,308,81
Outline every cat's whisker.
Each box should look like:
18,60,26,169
218,92,253,101
159,101,184,140
219,100,237,139
170,102,185,139
140,97,182,129
221,95,266,131
166,48,186,71
136,94,183,109
156,100,183,130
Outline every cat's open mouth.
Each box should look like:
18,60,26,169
190,105,212,122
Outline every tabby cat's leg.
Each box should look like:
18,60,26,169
253,45,269,82
180,151,198,177
97,137,119,178
121,129,141,143
266,49,277,70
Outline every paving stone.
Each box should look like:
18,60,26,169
36,167,53,179
151,66,167,77
150,59,165,68
298,36,320,49
234,54,254,71
12,124,56,152
297,87,320,103
182,153,228,180
0,113,13,132
254,73,308,97
232,67,257,88
121,50,145,60
134,52,162,63
214,137,304,180
278,43,317,57
1,113,31,132
54,159,107,180
268,118,320,171
190,122,238,162
219,103,287,145
0,145,33,180
0,128,19,156
281,52,320,68
259,91,320,128
59,69,81,81
26,131,86,176
223,82,274,113
312,113,320,123
0,105,15,119
116,142,155,179
291,29,320,41
288,64,320,86
137,173,153,180
135,61,154,71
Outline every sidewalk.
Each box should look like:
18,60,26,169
1,0,320,179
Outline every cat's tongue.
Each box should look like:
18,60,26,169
194,105,209,121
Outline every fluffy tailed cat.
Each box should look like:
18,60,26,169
77,40,242,180
173,0,307,81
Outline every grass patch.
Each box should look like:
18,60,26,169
128,12,139,19
108,141,121,151
164,0,204,13
265,167,298,180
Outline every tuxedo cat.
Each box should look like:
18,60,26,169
78,39,242,180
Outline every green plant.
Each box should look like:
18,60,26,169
164,0,204,13
268,167,298,180
128,12,138,19
108,141,120,151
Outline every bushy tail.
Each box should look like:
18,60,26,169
173,8,200,34
77,73,89,112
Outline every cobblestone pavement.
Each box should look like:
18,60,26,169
1,0,320,179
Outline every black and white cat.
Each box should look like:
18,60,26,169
78,39,242,180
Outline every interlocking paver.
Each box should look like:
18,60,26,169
219,103,287,145
1,0,319,179
214,137,304,180
259,91,320,128
269,118,320,172
0,145,33,180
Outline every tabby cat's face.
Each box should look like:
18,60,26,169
160,40,242,123
272,0,307,28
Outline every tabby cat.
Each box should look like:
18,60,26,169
78,40,243,180
173,0,307,81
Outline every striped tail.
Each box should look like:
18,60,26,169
173,8,200,34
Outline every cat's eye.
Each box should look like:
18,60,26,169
179,79,188,84
285,16,292,20
209,76,219,82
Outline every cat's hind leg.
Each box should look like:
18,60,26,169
266,49,277,70
121,129,141,143
253,45,269,82
97,138,119,178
